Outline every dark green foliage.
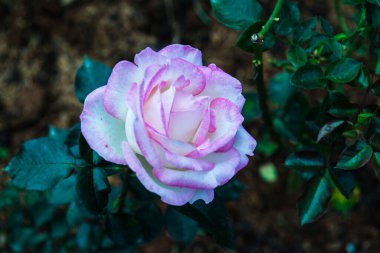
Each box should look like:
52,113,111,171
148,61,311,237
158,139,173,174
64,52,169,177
210,0,263,30
329,168,356,199
75,167,110,215
241,92,262,122
298,176,331,225
6,137,75,191
291,65,326,89
325,58,362,84
285,151,325,171
273,2,300,36
209,0,380,226
177,198,235,249
74,56,112,103
165,207,199,245
336,144,373,170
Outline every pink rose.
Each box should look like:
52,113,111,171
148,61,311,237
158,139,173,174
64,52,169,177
80,44,256,206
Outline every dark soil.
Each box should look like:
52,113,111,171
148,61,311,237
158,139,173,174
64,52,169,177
1,0,380,252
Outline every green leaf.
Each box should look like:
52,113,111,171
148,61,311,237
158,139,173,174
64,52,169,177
327,39,343,59
210,0,263,30
320,17,334,37
291,65,326,89
298,176,331,225
336,144,373,170
256,135,279,156
6,137,75,191
373,152,380,180
31,201,55,227
293,17,317,44
166,207,198,245
269,72,296,108
47,175,76,205
177,199,234,249
74,56,112,103
325,58,362,84
274,2,300,36
241,92,262,122
236,22,263,52
357,112,375,125
288,46,307,68
317,120,345,142
356,66,371,89
285,151,325,171
258,163,278,183
75,167,110,215
326,91,358,118
328,167,356,199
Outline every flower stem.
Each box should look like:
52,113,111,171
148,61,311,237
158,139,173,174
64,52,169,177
253,0,285,138
257,0,284,40
252,48,271,131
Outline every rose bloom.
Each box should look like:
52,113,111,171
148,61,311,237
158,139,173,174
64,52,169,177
80,44,256,206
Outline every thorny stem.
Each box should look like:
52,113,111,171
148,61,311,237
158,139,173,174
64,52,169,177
253,0,285,139
257,0,284,40
334,0,350,34
253,48,274,134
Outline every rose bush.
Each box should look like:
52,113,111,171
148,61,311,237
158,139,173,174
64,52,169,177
80,44,256,206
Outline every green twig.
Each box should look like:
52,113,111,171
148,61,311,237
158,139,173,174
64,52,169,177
257,0,284,40
252,0,285,140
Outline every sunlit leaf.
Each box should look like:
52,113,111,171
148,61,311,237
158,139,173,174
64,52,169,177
336,144,373,170
317,120,345,142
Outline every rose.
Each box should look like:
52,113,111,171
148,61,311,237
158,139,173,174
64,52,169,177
80,44,256,206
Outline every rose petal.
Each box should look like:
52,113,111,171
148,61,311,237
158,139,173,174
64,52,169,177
190,189,214,204
197,98,243,156
158,44,202,66
153,143,214,172
134,47,167,70
80,86,127,165
143,86,167,134
103,61,143,120
199,64,245,110
234,126,257,171
122,142,196,206
153,148,241,189
168,91,209,143
147,125,196,156
160,85,176,129
192,105,210,147
126,82,162,169
150,58,205,96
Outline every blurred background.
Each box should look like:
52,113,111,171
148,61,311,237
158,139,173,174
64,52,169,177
1,0,380,252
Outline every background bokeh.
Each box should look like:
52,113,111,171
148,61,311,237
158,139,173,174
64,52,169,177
1,0,380,252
